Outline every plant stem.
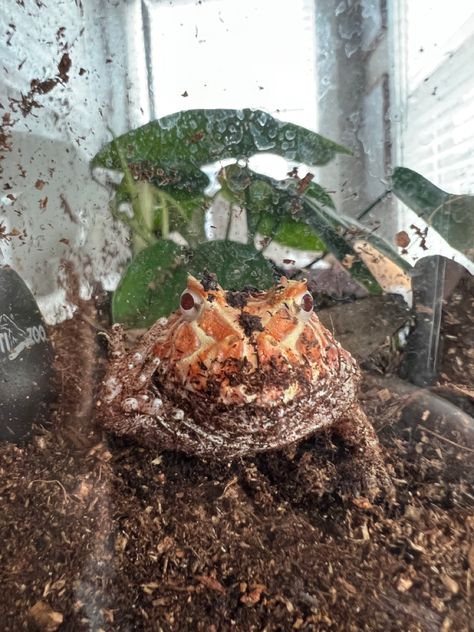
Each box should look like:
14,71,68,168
110,203,157,248
161,198,170,239
224,203,234,241
356,190,391,221
112,138,157,251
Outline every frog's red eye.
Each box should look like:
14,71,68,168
180,289,202,319
180,292,195,311
301,292,313,312
297,292,314,320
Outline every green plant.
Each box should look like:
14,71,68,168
392,167,474,260
91,108,471,328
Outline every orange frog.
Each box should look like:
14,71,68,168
98,275,391,497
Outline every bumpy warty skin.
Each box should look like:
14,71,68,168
97,275,390,495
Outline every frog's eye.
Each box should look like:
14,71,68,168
296,292,314,320
179,289,202,319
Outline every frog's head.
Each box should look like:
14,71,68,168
152,275,350,405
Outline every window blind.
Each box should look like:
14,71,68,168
395,3,474,193
391,2,474,269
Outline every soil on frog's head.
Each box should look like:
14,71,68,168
199,271,219,291
225,286,262,309
225,289,249,308
238,311,264,337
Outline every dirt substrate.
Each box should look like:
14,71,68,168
0,280,473,632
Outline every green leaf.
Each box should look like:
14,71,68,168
302,187,412,272
189,241,275,289
392,167,474,260
218,165,334,252
219,165,405,283
93,111,348,261
243,172,404,293
299,205,384,293
392,167,448,217
300,186,413,289
92,109,350,177
112,240,188,327
303,181,336,209
257,214,326,251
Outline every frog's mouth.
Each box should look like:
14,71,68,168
158,351,315,407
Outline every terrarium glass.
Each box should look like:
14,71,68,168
0,1,472,630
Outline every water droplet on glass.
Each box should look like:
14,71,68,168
256,111,268,127
159,113,179,131
345,42,359,58
249,123,275,151
335,1,346,16
267,126,277,140
224,123,243,145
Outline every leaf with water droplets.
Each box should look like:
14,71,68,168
92,109,350,182
257,215,326,251
112,240,188,327
188,241,275,290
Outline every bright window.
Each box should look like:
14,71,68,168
145,0,317,130
395,2,474,193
